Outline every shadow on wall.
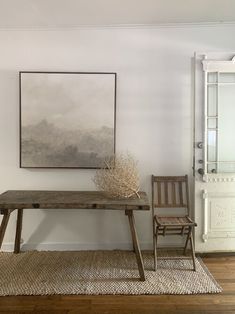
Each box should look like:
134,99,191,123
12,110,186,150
21,209,131,250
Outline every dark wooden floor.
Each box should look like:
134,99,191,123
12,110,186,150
0,255,234,314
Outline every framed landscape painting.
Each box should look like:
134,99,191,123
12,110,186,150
19,71,116,168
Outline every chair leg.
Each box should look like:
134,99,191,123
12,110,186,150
183,229,191,255
154,226,159,271
189,228,196,271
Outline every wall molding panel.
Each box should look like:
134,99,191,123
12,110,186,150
202,190,235,242
203,174,235,183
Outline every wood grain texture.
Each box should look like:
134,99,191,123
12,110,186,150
0,213,10,249
125,210,145,281
152,175,190,211
14,209,23,254
0,190,150,211
0,255,234,313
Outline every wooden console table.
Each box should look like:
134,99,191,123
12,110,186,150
0,190,150,281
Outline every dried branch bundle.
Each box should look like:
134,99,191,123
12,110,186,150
93,153,140,198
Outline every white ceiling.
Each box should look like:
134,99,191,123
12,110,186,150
0,0,235,29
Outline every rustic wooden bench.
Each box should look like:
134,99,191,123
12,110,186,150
0,190,150,281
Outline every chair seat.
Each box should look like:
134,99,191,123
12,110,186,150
154,215,197,227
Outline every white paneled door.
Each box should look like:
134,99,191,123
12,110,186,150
194,52,235,252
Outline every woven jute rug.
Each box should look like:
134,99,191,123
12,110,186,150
0,250,222,296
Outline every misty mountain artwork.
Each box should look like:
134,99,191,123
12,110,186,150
19,72,116,168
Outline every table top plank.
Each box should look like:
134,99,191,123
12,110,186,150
0,190,150,211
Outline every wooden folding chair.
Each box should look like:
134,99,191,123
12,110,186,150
151,175,197,271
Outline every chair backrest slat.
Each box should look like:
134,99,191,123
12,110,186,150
164,182,168,205
157,182,161,206
172,182,176,205
178,181,183,206
152,175,190,216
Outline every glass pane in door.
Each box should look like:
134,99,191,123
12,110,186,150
218,82,235,166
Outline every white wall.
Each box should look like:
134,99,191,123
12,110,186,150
1,24,235,251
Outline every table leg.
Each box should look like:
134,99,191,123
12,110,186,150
14,209,23,254
0,212,11,250
125,210,145,281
